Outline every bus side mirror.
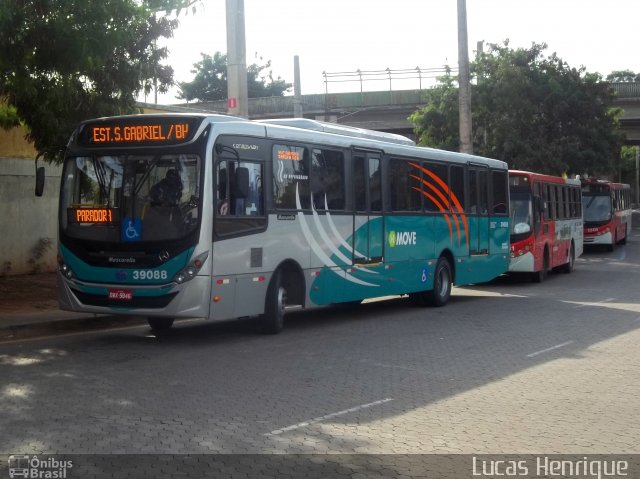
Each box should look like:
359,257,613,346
235,167,249,198
35,166,45,197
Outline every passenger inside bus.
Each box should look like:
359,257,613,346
217,163,261,216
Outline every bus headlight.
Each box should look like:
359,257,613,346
58,254,75,280
174,251,209,284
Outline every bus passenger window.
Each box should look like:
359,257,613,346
353,156,366,211
311,148,345,210
390,159,421,211
216,161,263,216
273,144,309,210
491,170,508,215
369,158,382,212
449,165,465,213
422,162,447,213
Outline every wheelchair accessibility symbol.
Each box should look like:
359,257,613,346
122,218,141,242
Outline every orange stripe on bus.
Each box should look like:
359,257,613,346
409,162,469,248
411,176,461,245
411,187,455,241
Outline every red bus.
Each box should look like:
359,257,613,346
581,179,632,251
509,171,583,282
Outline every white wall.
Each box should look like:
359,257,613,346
0,158,61,275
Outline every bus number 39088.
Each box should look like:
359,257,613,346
132,270,169,280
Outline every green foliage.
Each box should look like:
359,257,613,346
177,51,292,102
0,102,20,129
619,145,638,186
0,0,184,164
410,41,624,178
606,70,640,82
408,68,459,151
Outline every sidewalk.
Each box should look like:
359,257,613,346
0,272,146,341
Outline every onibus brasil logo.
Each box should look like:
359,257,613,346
388,230,417,248
8,455,73,478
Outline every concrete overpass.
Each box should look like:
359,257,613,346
158,82,640,145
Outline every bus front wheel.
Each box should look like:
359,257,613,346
147,317,174,331
262,271,286,334
560,243,575,274
619,226,627,245
532,251,549,283
426,257,452,307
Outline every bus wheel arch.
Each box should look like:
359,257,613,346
262,260,305,334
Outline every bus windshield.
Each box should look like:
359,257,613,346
509,189,532,238
60,153,201,242
582,194,611,222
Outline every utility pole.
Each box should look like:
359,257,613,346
636,145,640,208
226,0,248,118
457,0,473,154
293,55,303,118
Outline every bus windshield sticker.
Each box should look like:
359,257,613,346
121,218,142,242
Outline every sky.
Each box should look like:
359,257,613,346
146,0,639,105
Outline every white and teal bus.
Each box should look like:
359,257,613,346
56,114,510,333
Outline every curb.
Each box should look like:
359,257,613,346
0,314,147,342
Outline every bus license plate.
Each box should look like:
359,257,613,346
108,289,133,301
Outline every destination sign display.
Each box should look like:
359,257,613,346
77,116,202,147
274,145,304,161
69,207,116,224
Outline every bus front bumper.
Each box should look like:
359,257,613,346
57,272,211,319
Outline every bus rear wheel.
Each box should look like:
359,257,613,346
262,271,286,334
147,317,174,331
425,257,452,307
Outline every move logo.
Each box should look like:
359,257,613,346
388,230,417,247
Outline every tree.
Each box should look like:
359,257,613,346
606,70,640,82
408,68,459,152
177,51,291,102
410,41,624,178
0,0,191,163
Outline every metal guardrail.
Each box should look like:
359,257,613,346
322,67,456,94
167,82,640,118
610,82,640,98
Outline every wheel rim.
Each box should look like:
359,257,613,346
437,265,450,298
276,286,286,315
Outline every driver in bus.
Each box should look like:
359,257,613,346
150,168,183,207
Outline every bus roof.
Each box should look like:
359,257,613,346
257,118,416,146
509,170,581,186
71,113,508,170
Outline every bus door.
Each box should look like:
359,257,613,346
468,164,490,255
352,151,384,264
